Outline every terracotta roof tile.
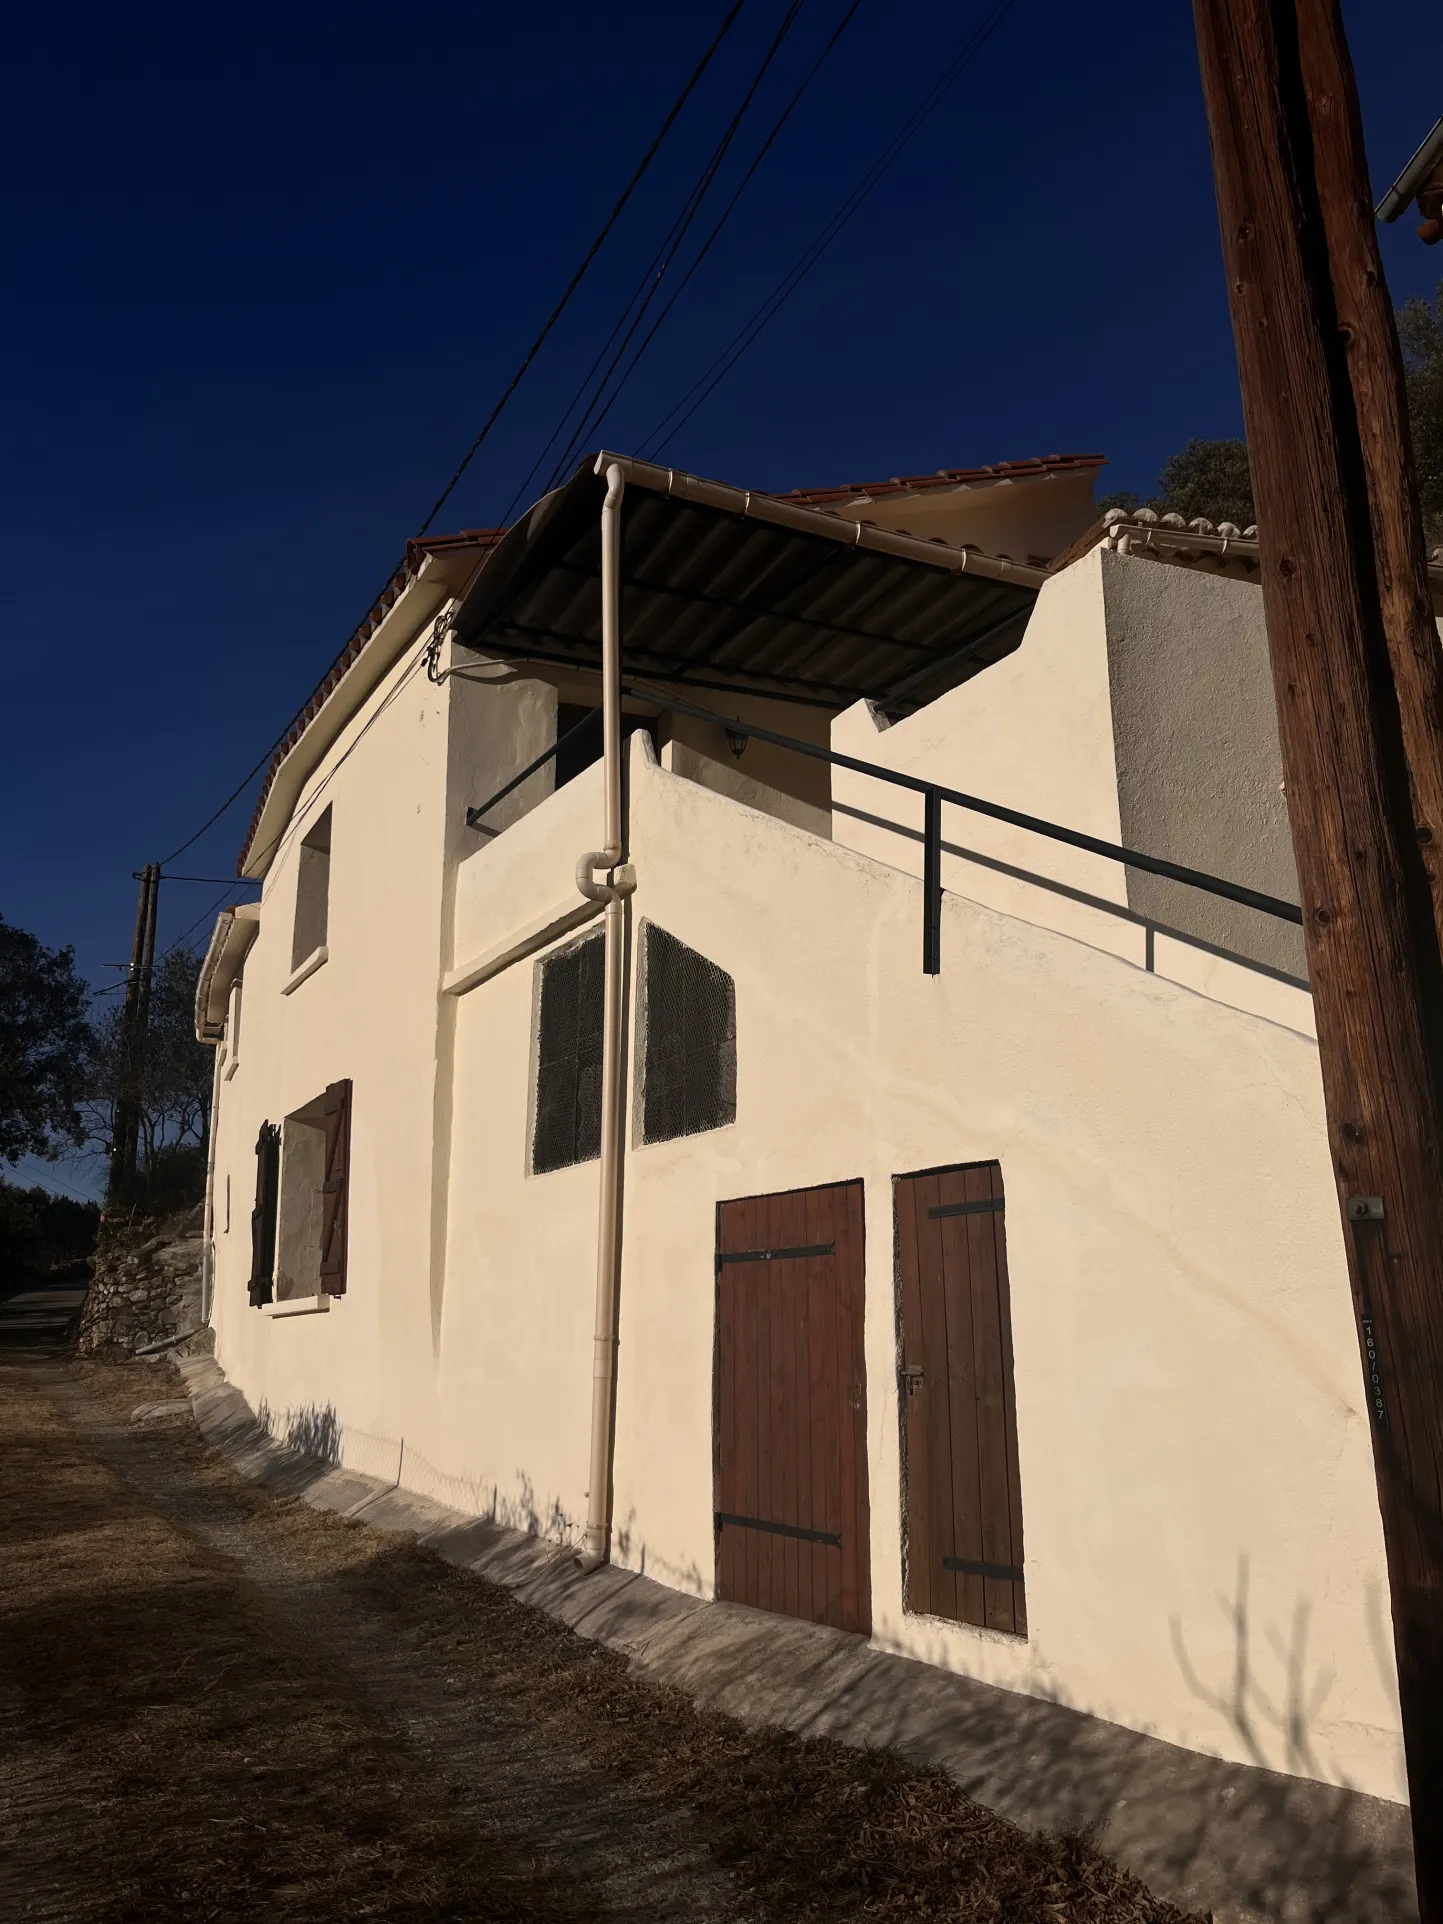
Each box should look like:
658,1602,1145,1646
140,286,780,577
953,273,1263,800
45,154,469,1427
774,452,1106,508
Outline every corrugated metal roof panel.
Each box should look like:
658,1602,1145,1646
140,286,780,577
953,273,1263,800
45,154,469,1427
450,455,1044,715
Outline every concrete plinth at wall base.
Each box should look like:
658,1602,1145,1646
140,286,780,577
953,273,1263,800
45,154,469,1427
174,1354,1415,1924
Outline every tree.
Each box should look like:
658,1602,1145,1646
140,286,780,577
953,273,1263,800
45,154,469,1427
0,916,96,1165
1101,285,1443,540
0,1177,99,1280
1153,438,1255,526
1398,283,1443,551
91,946,214,1209
1098,437,1256,527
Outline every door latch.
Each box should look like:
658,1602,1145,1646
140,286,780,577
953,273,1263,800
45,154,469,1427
900,1366,924,1397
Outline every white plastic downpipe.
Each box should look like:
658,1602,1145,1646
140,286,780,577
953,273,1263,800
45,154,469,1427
576,460,636,1573
199,1045,224,1325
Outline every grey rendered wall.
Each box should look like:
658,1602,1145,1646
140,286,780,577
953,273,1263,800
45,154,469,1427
1101,550,1307,979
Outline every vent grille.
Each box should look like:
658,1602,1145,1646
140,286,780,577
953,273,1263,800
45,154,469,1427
642,924,736,1145
533,933,604,1173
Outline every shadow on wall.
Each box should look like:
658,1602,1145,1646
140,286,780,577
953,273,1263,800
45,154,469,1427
234,1386,1410,1916
486,1468,576,1543
1170,1554,1355,1787
833,802,1309,992
246,1402,711,1594
256,1399,342,1468
614,1504,707,1597
811,1597,1412,1923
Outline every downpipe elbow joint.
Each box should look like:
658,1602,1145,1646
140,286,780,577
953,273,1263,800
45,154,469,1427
576,852,636,904
575,1526,610,1574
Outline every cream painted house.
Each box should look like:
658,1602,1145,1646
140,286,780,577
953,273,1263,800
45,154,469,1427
196,451,1411,1813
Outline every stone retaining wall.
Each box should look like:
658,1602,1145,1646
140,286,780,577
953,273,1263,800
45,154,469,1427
76,1204,208,1355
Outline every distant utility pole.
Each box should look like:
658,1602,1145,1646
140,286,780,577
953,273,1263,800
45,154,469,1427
1193,2,1443,1912
108,863,159,1207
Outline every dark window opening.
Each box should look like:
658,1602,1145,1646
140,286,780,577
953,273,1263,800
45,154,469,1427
533,933,605,1173
264,1080,352,1304
642,924,736,1145
292,806,332,970
554,704,658,790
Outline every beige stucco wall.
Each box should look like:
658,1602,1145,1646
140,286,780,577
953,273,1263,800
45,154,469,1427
812,469,1100,567
208,631,517,1476
1100,551,1307,979
661,692,833,840
833,548,1131,947
210,686,1400,1801
833,548,1314,1037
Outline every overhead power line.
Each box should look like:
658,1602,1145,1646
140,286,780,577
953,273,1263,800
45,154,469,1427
640,0,1020,456
145,4,747,880
413,0,749,540
564,0,865,461
91,876,249,994
157,739,288,869
506,0,816,517
538,0,811,495
8,1161,98,1204
161,883,253,965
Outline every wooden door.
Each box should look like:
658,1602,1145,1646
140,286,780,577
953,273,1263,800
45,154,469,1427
715,1180,871,1634
895,1161,1026,1635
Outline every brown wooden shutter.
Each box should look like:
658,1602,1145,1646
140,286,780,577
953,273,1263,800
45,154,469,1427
248,1122,280,1307
895,1160,1026,1635
319,1079,352,1295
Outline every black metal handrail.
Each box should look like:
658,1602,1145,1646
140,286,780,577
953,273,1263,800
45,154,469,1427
465,705,600,830
464,680,1304,975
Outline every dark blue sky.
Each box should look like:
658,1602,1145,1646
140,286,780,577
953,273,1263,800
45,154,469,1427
3,0,1441,1192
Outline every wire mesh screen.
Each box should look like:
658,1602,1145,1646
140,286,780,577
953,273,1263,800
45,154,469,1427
532,932,605,1173
642,924,736,1145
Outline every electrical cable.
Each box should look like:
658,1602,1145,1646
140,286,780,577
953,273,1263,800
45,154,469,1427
555,0,864,467
93,878,247,994
144,4,747,886
157,739,291,869
640,0,1019,456
239,631,439,883
538,0,810,496
541,0,804,491
150,882,254,970
8,1162,97,1203
501,0,806,519
412,0,749,540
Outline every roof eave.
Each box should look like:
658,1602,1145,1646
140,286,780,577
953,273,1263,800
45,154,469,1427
194,902,261,1042
239,554,458,881
593,452,1052,589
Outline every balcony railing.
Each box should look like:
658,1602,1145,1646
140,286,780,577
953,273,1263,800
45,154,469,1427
465,684,1303,977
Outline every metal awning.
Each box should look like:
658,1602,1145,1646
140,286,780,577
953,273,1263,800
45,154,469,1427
449,453,1049,715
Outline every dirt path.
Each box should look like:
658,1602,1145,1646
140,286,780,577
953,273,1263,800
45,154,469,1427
0,1275,89,1354
0,1359,1201,1923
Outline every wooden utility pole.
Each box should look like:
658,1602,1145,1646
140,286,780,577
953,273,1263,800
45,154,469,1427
109,863,159,1206
1193,2,1443,1910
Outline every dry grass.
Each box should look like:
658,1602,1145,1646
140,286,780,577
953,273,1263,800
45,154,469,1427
2,1360,1208,1923
0,1369,589,1923
334,1543,1205,1923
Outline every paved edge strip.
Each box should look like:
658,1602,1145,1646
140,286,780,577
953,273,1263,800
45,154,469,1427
167,1353,1416,1924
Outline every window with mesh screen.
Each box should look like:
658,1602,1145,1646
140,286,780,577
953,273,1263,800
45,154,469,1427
641,923,736,1145
532,932,605,1173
